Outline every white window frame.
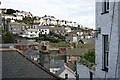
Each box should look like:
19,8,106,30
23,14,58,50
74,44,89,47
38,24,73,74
102,0,109,13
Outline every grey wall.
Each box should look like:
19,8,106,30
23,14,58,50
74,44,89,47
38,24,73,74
0,51,2,80
118,1,120,79
76,62,95,79
95,1,120,78
77,62,90,78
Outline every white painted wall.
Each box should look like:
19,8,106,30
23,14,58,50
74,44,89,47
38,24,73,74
50,68,60,74
72,37,78,42
20,29,39,38
59,69,76,79
95,1,120,78
4,15,23,20
65,27,71,33
40,29,49,34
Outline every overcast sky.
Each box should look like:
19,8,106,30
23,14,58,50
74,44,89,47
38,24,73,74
0,0,95,28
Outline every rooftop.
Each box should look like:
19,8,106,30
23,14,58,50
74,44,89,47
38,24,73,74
0,48,64,79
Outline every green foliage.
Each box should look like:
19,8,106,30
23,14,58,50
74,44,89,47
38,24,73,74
38,34,59,43
16,16,35,24
49,31,65,40
2,32,15,43
80,49,95,64
5,9,16,14
38,31,65,43
23,17,34,24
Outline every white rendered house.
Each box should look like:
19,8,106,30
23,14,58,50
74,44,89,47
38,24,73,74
38,26,50,34
95,0,120,78
19,29,39,38
55,64,76,80
76,0,120,79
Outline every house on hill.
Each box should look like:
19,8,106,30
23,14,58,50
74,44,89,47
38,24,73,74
38,26,50,34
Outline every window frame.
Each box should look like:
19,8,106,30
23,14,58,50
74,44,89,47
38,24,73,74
101,0,109,14
102,35,109,72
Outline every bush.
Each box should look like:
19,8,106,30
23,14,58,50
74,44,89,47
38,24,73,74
80,49,95,64
2,32,15,43
5,9,16,14
38,33,65,43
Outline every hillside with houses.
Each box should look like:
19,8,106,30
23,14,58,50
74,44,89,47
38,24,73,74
0,8,95,80
0,8,94,39
1,0,120,80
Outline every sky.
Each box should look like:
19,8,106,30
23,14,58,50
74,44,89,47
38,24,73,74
0,0,95,29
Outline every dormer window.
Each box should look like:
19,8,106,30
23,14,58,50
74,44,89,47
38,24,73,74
101,0,109,14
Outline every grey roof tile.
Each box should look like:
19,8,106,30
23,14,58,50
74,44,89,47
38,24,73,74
0,48,64,80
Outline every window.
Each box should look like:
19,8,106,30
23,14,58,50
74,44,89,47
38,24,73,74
65,74,68,79
45,32,47,34
102,0,109,14
102,35,109,72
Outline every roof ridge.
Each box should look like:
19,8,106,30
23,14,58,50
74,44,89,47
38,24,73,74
65,66,76,75
2,48,64,80
16,49,64,79
24,46,33,54
64,64,75,75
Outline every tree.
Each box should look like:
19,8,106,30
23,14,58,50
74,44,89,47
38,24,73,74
80,49,95,63
23,17,34,24
5,9,16,14
2,32,15,43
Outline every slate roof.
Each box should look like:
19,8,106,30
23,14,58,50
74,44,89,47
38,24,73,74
37,26,49,29
55,64,76,76
27,29,38,32
0,48,64,80
25,46,39,57
55,66,65,76
50,60,64,68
